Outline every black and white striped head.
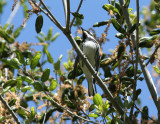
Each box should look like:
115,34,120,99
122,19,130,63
81,27,95,40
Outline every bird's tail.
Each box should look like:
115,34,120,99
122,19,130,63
85,75,95,96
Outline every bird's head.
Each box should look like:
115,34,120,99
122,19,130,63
81,27,94,40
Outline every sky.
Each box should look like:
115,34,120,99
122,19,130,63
0,0,157,122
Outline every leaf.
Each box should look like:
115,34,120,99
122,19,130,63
77,75,85,85
46,51,53,63
3,79,17,89
88,113,99,118
111,18,125,33
0,40,5,52
14,27,23,38
139,36,157,48
115,33,125,39
135,89,141,100
15,50,25,64
54,54,63,71
36,36,44,43
47,27,53,40
49,78,57,91
0,28,14,43
41,68,50,82
153,65,160,74
8,99,17,106
89,104,96,112
30,107,35,119
126,66,134,77
149,28,160,36
2,58,21,69
30,51,41,69
128,23,137,33
93,20,109,27
117,44,125,60
71,12,84,19
51,33,60,42
0,116,5,122
35,15,43,33
19,75,33,83
32,81,44,91
21,86,32,92
2,86,11,95
142,106,148,120
103,4,120,15
124,0,130,8
93,93,103,106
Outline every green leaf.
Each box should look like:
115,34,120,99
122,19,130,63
3,79,17,89
47,27,53,40
111,18,125,33
41,68,50,82
14,27,23,38
93,20,109,27
0,28,14,43
0,40,5,52
126,66,134,77
128,23,137,33
51,33,60,42
35,15,43,33
32,81,44,91
49,78,57,91
117,44,125,60
19,75,33,83
21,86,32,92
54,54,63,71
71,12,84,19
93,93,103,106
103,4,120,15
46,51,53,63
153,65,160,74
2,58,21,69
30,51,41,69
31,107,35,119
124,0,130,8
149,28,160,36
139,36,157,48
77,75,85,85
0,116,5,122
8,99,17,106
135,89,141,100
15,50,25,64
115,33,125,39
2,86,11,95
36,36,44,43
88,113,99,118
89,104,96,112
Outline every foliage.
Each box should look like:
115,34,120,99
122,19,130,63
0,0,159,124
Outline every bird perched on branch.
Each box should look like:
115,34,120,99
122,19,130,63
73,27,100,96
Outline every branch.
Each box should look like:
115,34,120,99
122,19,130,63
66,0,70,30
65,32,132,124
0,94,21,124
70,0,83,28
39,0,64,31
119,0,160,117
62,0,67,25
43,91,97,124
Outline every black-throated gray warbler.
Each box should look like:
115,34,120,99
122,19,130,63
73,28,100,96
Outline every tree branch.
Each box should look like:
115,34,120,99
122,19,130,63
66,0,70,30
43,91,97,124
62,0,67,25
119,0,160,119
70,0,83,28
39,0,64,31
0,94,21,124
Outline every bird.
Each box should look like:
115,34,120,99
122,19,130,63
73,27,100,96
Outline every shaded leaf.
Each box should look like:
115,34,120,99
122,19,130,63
111,18,125,33
8,99,17,106
54,54,63,70
41,68,50,82
35,15,43,33
142,106,148,120
115,33,125,39
3,79,17,89
21,86,32,92
14,27,23,38
139,36,157,48
51,33,60,42
150,28,160,36
15,50,25,64
153,65,160,74
93,20,109,27
0,28,14,43
32,81,44,91
124,0,130,8
71,12,84,19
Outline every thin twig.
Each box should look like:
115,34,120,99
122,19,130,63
70,0,83,28
62,0,67,25
66,0,70,30
146,45,160,66
39,0,64,31
43,91,98,124
119,0,160,115
0,94,21,124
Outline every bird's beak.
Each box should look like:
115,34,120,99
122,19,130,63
81,27,84,31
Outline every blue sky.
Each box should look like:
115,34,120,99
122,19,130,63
1,0,157,122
